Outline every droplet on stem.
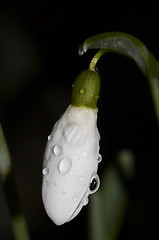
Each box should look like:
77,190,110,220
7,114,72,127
79,88,86,95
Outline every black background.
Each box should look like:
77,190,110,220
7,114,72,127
0,1,159,239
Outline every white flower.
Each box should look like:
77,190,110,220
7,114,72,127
42,104,101,225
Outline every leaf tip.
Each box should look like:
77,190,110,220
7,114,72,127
78,43,87,56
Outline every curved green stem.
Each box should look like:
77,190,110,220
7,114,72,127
89,49,107,72
0,124,30,240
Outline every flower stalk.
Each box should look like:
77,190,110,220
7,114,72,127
89,49,107,72
79,31,159,126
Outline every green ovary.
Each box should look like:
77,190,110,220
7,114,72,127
71,70,100,109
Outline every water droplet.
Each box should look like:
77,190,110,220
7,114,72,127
43,181,49,187
59,158,72,175
53,145,62,156
79,88,86,95
73,195,77,201
79,51,84,56
83,152,87,157
48,135,53,141
70,168,74,175
89,174,100,194
42,168,49,175
78,48,87,56
97,154,102,163
83,198,89,206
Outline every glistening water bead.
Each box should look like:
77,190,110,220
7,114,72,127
97,154,102,163
59,158,72,175
48,135,53,141
83,198,89,206
89,174,100,194
43,168,49,176
79,88,86,95
53,145,62,156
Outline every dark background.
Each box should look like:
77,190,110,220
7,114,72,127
0,1,159,239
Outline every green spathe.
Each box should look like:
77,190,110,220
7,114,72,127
71,70,100,109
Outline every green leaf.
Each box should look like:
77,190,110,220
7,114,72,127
0,124,12,179
88,150,135,240
88,165,129,240
79,32,159,125
0,124,30,240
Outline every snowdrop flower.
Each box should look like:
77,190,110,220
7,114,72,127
42,70,102,225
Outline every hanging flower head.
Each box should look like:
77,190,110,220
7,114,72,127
42,69,101,225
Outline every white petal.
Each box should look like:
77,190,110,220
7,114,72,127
42,105,100,225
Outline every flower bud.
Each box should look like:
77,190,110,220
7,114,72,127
42,70,101,225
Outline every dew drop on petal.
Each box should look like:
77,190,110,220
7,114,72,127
70,168,74,175
43,181,49,187
89,174,100,194
53,145,62,156
79,88,86,95
48,135,53,141
42,168,49,175
83,152,87,157
59,158,72,175
83,198,89,206
97,154,102,163
73,196,78,201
